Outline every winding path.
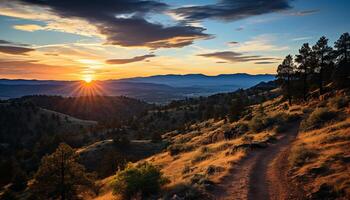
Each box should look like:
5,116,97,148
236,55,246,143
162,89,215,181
213,122,305,200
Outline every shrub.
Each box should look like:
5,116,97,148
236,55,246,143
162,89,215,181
289,145,318,167
248,115,265,132
113,162,169,199
301,108,338,131
328,96,349,109
167,144,192,156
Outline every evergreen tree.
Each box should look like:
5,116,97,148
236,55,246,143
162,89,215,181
295,43,315,101
312,36,333,94
333,32,350,88
277,55,295,105
31,143,95,200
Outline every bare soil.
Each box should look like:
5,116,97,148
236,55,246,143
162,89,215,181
213,123,306,200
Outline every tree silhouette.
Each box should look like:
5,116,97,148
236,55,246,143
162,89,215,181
31,143,95,200
277,55,295,105
312,36,333,94
295,43,315,101
333,32,350,88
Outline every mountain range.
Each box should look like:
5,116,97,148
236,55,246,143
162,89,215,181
0,73,275,103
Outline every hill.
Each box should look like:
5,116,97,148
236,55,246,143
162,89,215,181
13,95,152,124
0,101,97,187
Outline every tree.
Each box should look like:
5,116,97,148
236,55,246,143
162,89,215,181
295,43,315,101
277,55,295,105
312,36,333,94
334,32,350,62
31,143,95,200
333,32,350,88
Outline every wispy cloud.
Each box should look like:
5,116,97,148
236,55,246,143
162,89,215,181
233,35,288,52
292,36,313,41
106,54,156,65
197,51,279,63
13,24,45,32
288,9,320,16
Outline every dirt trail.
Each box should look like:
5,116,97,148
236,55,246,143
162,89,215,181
213,123,305,200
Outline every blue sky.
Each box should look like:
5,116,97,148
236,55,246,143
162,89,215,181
0,0,349,80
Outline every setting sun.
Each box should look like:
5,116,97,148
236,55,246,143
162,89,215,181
83,77,92,83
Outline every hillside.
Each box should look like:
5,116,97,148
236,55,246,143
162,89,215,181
14,95,152,124
0,102,97,187
93,87,349,200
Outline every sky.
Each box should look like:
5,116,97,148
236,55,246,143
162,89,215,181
0,0,349,81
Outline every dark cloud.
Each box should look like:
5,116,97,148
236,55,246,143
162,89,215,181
235,27,244,31
255,61,278,64
18,0,210,48
0,45,35,55
197,51,277,63
228,41,239,45
106,54,156,64
0,39,30,46
0,40,13,45
172,0,292,22
216,61,227,64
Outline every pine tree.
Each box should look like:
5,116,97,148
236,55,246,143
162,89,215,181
277,55,295,105
31,143,95,200
333,32,350,88
295,43,315,101
312,36,333,94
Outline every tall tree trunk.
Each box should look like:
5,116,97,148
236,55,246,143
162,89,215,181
287,75,292,105
303,67,308,101
319,55,324,95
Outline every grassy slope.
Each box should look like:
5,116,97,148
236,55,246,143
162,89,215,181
93,96,302,199
289,93,350,199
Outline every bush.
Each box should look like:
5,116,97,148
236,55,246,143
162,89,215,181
167,144,192,156
113,162,169,199
289,145,318,167
301,108,338,130
328,96,349,109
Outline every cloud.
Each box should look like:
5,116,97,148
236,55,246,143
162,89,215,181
106,54,156,65
197,51,278,63
235,27,244,31
172,0,292,22
233,35,288,52
288,9,320,16
0,45,35,55
13,0,210,48
0,59,78,76
13,24,45,32
292,36,313,41
255,61,278,64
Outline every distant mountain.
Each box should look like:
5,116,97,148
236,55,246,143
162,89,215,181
119,73,275,88
0,73,275,103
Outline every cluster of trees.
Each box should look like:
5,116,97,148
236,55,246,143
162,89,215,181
277,33,350,104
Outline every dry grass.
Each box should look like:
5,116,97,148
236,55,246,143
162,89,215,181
289,105,350,199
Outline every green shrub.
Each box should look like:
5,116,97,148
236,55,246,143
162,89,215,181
301,108,338,131
289,145,318,167
113,162,169,199
248,115,265,132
